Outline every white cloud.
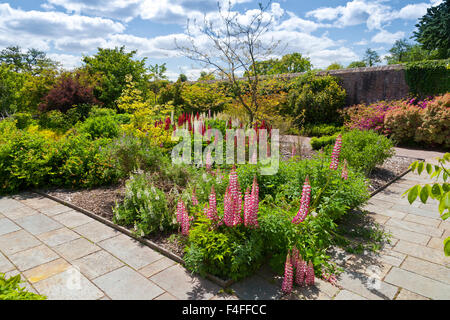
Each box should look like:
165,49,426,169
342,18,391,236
0,3,124,51
47,53,82,69
371,29,405,44
395,3,429,20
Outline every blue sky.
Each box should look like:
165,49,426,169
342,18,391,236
0,0,443,80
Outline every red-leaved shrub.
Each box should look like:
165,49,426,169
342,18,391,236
39,73,99,113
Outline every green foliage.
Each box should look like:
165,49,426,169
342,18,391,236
38,110,71,132
413,0,450,59
184,214,265,281
0,273,46,300
326,63,344,70
363,48,381,67
106,134,167,177
181,82,230,114
246,53,312,76
0,63,27,115
78,115,120,139
82,46,150,108
404,59,450,97
0,123,119,194
13,112,34,129
338,130,395,176
0,46,58,75
310,134,338,150
347,61,366,68
286,72,347,125
403,153,450,255
113,173,175,236
300,123,343,137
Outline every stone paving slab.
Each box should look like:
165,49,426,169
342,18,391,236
230,274,281,300
53,238,101,261
98,234,164,270
0,230,41,255
1,206,40,220
9,244,59,271
139,256,177,278
23,258,72,283
0,252,15,273
395,288,429,300
72,250,123,280
37,227,81,247
72,220,120,243
150,264,221,300
14,214,62,236
385,267,450,300
33,268,104,300
400,256,450,285
334,290,367,300
0,218,21,236
93,266,165,300
52,210,94,229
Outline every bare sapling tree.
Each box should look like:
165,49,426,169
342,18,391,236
175,0,283,124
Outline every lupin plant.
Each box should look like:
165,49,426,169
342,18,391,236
281,253,294,294
281,135,347,292
191,188,199,206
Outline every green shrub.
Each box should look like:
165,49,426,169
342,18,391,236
106,135,167,177
0,124,119,194
405,59,450,97
12,112,34,129
184,214,265,281
300,123,343,137
310,134,338,150
38,110,70,132
0,273,46,300
78,115,120,139
113,173,176,235
287,73,347,125
336,130,395,176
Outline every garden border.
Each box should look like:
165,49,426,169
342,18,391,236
33,155,421,289
33,189,234,288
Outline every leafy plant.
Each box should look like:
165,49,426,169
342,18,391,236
113,173,176,236
337,130,395,176
287,72,347,125
0,273,46,300
403,153,450,256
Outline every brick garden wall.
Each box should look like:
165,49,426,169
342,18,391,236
318,65,410,106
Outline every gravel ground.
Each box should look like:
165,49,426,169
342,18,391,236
44,153,415,258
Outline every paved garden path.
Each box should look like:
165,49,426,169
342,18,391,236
0,147,448,300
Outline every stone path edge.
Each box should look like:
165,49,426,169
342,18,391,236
370,164,414,198
33,189,234,288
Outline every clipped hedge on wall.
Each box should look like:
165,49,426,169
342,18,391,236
405,59,450,97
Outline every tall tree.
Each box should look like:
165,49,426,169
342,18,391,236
363,48,381,67
0,46,58,75
247,52,312,76
175,1,281,123
82,46,149,108
413,0,450,59
386,39,412,64
347,61,366,68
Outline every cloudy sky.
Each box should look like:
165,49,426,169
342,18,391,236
0,0,443,80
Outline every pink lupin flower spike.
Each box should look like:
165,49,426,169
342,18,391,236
223,187,234,227
176,200,184,224
295,255,306,286
291,246,299,266
191,188,199,206
292,176,311,224
341,159,348,180
305,261,315,286
291,144,296,159
329,134,342,170
207,186,219,222
244,188,251,227
250,176,259,227
281,253,294,294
